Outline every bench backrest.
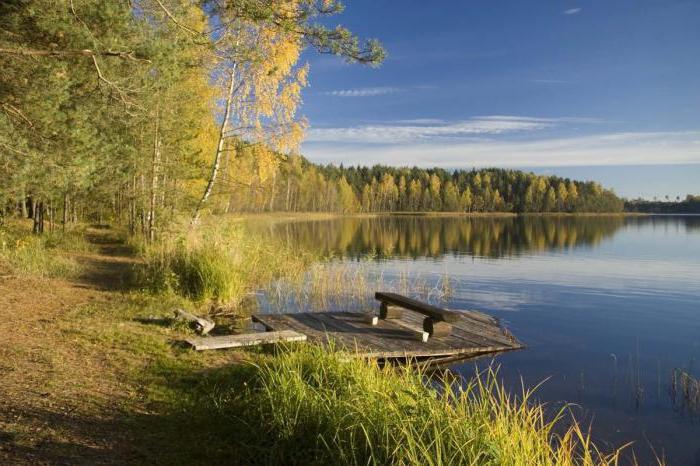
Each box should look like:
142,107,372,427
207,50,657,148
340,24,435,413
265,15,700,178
375,292,459,323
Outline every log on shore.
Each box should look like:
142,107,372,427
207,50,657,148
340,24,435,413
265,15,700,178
174,308,215,335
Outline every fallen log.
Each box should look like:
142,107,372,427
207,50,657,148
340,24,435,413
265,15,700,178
174,308,215,335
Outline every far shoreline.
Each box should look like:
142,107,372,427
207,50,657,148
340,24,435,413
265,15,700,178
228,211,649,224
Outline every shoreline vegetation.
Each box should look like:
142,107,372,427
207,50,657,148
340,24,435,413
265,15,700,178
1,215,643,464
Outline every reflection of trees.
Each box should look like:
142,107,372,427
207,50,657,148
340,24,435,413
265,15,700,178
266,215,637,259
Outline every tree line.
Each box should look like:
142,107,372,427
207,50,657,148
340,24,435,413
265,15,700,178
222,155,625,214
625,195,700,214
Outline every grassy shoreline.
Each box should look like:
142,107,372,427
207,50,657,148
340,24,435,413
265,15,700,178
0,218,633,464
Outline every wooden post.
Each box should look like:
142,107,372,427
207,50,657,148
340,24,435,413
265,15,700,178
364,314,379,326
423,318,452,337
379,303,403,319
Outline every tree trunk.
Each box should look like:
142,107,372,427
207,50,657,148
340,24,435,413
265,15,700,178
129,174,137,235
20,190,28,218
28,197,36,220
268,172,277,211
32,200,44,234
285,177,291,211
191,68,237,225
62,192,69,231
48,199,54,232
148,105,161,242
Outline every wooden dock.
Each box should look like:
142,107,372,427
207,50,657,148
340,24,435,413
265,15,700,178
252,308,522,361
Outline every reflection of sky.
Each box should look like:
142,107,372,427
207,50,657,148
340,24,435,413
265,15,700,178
357,220,700,313
364,252,699,311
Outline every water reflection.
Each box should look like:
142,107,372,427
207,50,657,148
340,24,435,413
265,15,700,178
266,215,632,259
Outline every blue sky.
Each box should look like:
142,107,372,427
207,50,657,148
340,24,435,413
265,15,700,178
298,0,700,199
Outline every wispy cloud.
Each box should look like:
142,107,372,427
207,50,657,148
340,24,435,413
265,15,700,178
307,116,566,144
393,118,446,125
564,7,582,15
303,130,700,167
531,79,572,84
323,87,401,97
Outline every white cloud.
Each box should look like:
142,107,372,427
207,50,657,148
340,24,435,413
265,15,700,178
393,118,446,125
302,131,700,167
323,87,401,97
307,116,562,144
564,8,582,15
530,79,572,84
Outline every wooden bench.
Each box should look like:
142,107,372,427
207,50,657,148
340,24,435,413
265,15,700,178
374,292,458,338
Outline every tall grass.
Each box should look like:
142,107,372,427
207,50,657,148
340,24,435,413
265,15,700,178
0,221,94,278
137,220,312,305
264,261,454,313
187,345,624,465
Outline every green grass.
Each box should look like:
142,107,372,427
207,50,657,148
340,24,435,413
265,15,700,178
130,344,624,466
0,220,94,278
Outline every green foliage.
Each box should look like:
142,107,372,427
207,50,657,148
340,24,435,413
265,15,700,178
1,0,383,235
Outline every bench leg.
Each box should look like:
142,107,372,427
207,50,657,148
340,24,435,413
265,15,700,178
423,318,452,337
379,303,403,319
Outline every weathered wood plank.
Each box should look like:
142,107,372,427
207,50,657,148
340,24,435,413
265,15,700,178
186,330,306,351
252,309,523,362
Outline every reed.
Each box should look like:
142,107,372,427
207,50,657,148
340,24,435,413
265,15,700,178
136,220,312,306
670,369,700,415
187,345,625,465
264,261,454,314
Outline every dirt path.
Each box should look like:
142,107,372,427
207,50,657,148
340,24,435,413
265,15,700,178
0,228,143,465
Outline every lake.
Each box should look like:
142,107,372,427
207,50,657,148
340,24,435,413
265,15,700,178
258,215,700,465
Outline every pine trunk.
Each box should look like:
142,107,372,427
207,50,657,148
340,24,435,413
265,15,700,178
62,192,69,230
32,200,44,234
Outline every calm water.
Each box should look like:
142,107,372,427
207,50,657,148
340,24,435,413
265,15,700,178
259,215,700,465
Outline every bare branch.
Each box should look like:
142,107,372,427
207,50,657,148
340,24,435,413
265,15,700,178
0,47,151,62
91,56,142,114
153,0,203,36
0,141,30,157
1,102,34,128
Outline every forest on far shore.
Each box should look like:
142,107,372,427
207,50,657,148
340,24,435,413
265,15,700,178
625,195,700,214
224,157,625,214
